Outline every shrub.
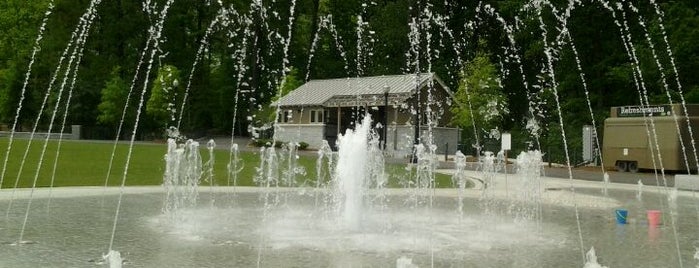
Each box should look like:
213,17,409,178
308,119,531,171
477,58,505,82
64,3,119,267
251,138,283,148
298,142,309,150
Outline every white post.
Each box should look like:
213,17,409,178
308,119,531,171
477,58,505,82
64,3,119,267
501,132,511,195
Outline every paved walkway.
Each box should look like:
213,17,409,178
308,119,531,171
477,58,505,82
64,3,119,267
5,168,685,211
433,167,690,210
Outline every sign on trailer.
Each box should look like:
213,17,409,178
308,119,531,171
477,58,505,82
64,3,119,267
616,105,672,117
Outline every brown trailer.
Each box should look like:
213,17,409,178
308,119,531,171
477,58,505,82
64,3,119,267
602,104,699,173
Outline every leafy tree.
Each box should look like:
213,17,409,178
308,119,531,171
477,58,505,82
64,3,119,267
146,65,182,130
97,67,130,126
451,52,509,137
367,0,410,76
254,66,303,126
2,0,699,144
0,0,53,128
0,0,51,63
0,63,21,125
277,66,303,98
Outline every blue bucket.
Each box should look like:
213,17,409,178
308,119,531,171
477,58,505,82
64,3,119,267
615,209,628,224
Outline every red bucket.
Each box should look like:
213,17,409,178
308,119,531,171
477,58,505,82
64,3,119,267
647,210,661,226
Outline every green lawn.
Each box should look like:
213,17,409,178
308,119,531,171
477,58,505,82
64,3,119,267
0,138,459,189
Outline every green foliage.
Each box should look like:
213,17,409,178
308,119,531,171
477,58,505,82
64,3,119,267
276,67,303,100
368,1,410,75
1,0,699,157
253,67,303,127
0,0,52,127
685,86,699,103
298,141,309,150
146,65,182,129
0,64,19,123
97,67,130,126
451,52,508,134
0,0,51,62
252,106,278,127
251,138,283,148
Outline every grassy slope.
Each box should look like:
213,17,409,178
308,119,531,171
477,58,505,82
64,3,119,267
0,138,458,188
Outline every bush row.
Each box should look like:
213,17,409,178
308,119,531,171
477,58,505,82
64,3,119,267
250,139,309,150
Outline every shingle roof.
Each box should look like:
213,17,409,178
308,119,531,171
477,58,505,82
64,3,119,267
274,73,446,107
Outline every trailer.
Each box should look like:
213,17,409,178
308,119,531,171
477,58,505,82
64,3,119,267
602,104,699,173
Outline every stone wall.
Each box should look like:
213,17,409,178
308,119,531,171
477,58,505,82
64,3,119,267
274,124,326,149
0,125,81,140
274,123,459,154
385,125,415,158
385,125,460,158
426,127,460,155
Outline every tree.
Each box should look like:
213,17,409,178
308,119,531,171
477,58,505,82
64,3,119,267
0,63,18,123
254,66,303,126
451,51,509,139
367,0,410,76
0,0,51,63
277,66,303,98
0,0,52,128
2,0,699,143
146,65,182,131
97,67,130,126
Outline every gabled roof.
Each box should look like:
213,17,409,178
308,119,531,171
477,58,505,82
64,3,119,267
273,73,448,107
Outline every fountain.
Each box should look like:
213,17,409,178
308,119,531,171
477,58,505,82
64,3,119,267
1,112,698,267
0,0,698,267
333,115,373,230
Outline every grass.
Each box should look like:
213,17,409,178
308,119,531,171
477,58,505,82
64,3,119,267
0,138,461,189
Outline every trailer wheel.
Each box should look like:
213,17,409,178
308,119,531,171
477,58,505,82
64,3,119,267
615,161,628,172
628,161,639,173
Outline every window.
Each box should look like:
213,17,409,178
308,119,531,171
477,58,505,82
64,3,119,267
310,109,325,123
278,110,292,123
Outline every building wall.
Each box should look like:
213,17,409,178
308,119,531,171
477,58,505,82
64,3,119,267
392,106,413,125
385,124,460,158
277,106,331,125
277,108,304,124
274,121,458,156
277,85,455,129
274,124,326,149
385,125,416,158
427,127,460,155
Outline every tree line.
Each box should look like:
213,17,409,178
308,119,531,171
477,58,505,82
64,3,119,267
0,0,698,162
